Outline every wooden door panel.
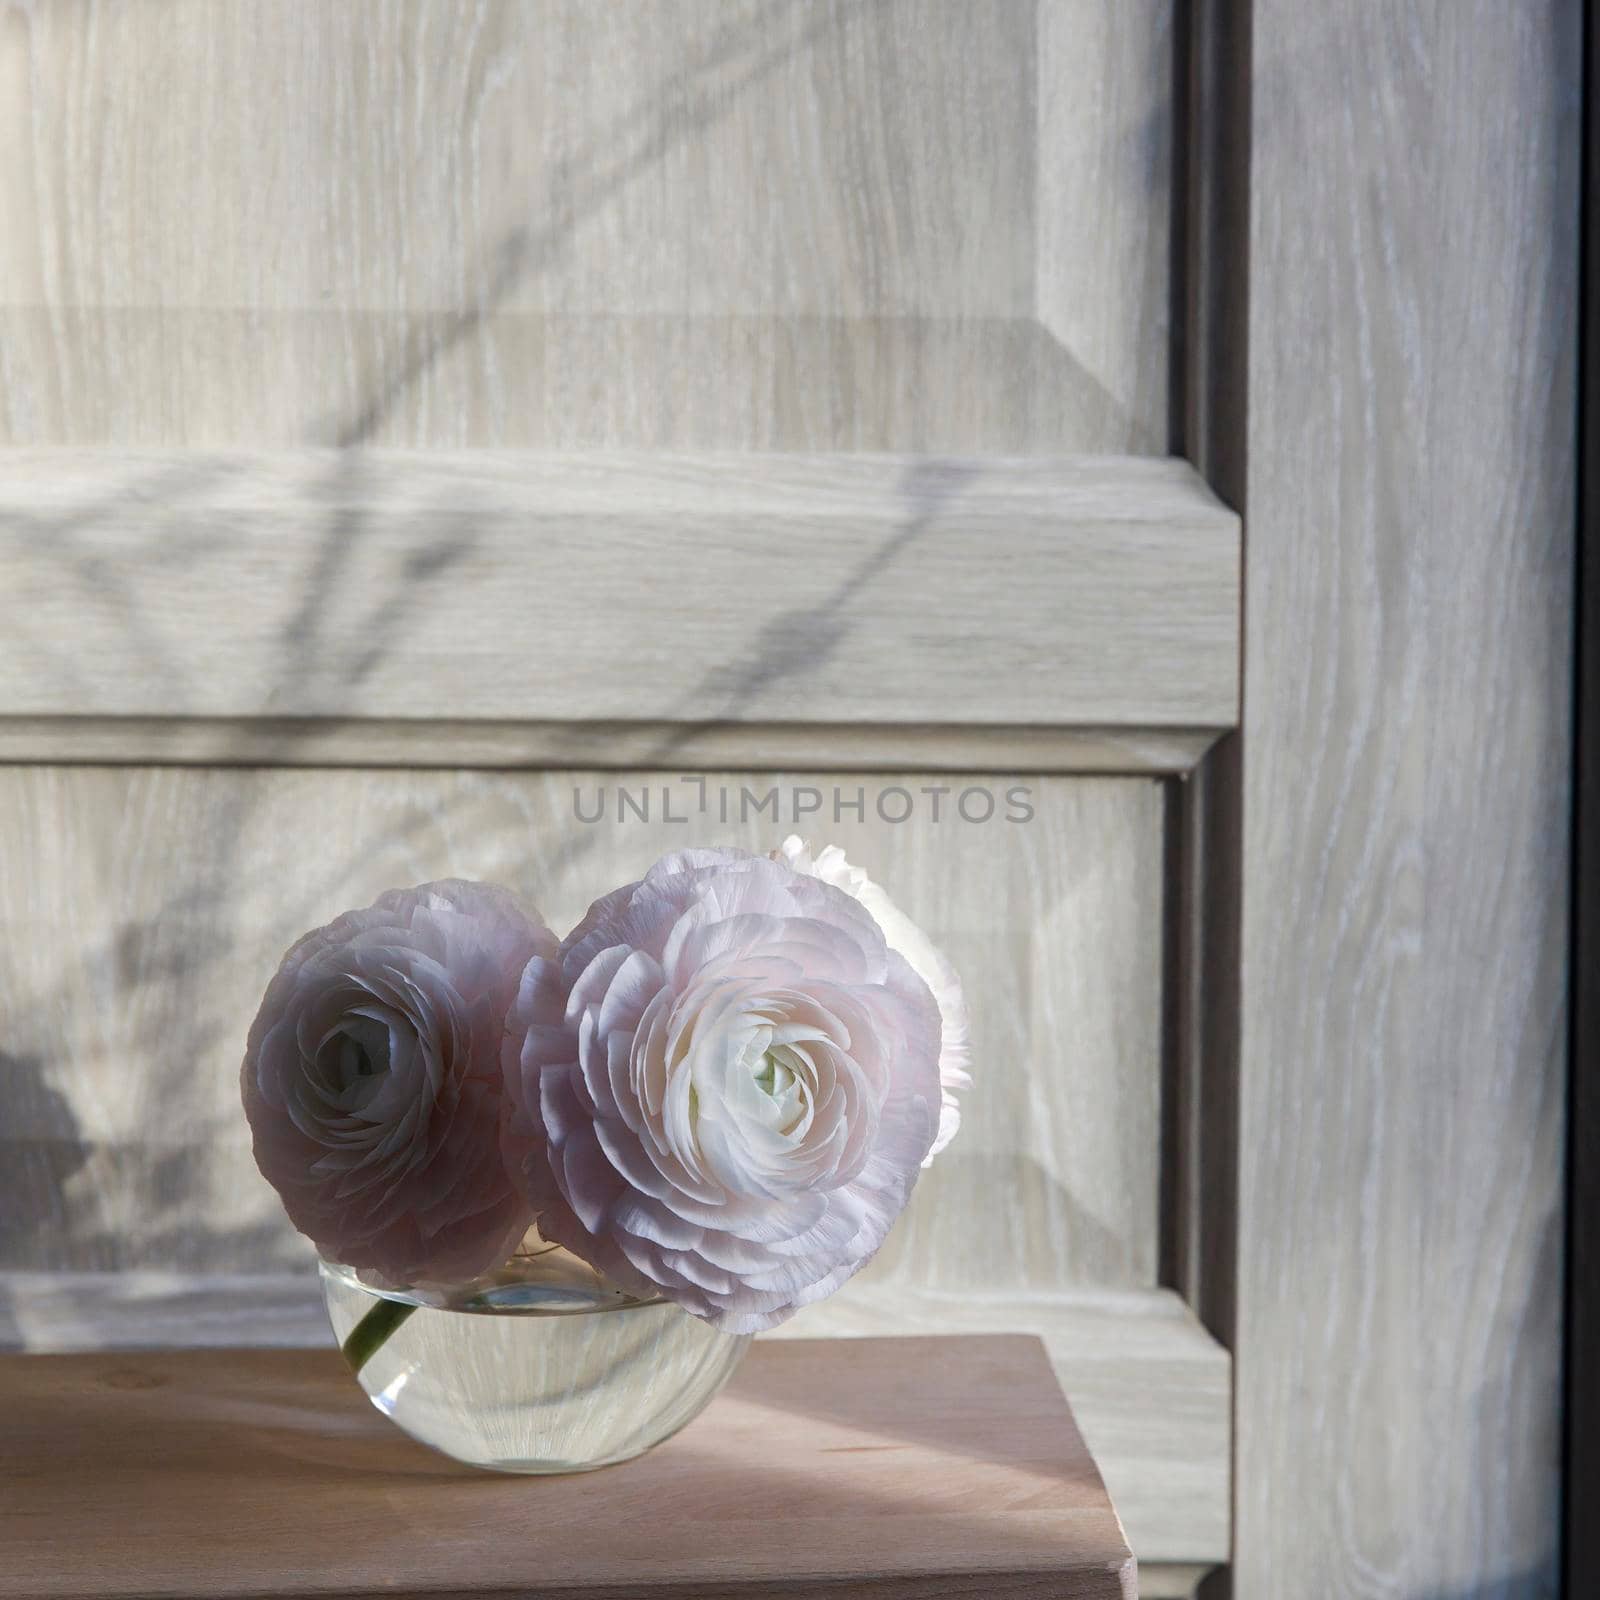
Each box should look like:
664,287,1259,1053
0,2,1240,1590
0,0,1171,454
0,765,1161,1289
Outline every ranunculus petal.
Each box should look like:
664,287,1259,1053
775,837,971,1162
501,849,946,1331
241,880,555,1286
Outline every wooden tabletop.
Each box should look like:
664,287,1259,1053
0,1334,1134,1600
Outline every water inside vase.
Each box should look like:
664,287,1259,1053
319,1237,750,1473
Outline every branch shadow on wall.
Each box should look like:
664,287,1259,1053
1,0,981,1290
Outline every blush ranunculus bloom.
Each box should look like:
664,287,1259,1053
501,848,945,1332
241,880,555,1286
771,836,971,1162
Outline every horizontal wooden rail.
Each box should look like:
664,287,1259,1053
0,451,1240,771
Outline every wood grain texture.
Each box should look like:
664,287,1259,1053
0,1,1171,456
0,1273,1227,1577
0,767,1164,1292
0,450,1241,748
0,1335,1136,1600
1234,4,1579,1596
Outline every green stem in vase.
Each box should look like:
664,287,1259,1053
340,1297,418,1375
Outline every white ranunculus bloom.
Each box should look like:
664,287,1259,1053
501,849,944,1333
241,880,554,1286
773,836,971,1162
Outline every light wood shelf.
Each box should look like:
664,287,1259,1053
0,1334,1134,1600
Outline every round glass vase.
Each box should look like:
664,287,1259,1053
319,1230,750,1474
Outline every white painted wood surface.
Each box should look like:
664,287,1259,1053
0,0,1172,456
1233,4,1579,1596
0,1272,1227,1579
0,451,1240,753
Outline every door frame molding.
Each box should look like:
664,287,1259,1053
1193,4,1581,1597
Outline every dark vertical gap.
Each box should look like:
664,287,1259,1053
1186,2,1253,509
1165,3,1253,1596
1161,0,1250,1337
1157,0,1196,1295
1158,781,1192,1292
1565,2,1598,1594
1167,1,1194,459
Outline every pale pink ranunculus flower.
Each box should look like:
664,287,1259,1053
501,848,944,1333
242,880,555,1286
771,836,971,1163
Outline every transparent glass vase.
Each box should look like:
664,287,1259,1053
319,1230,750,1473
